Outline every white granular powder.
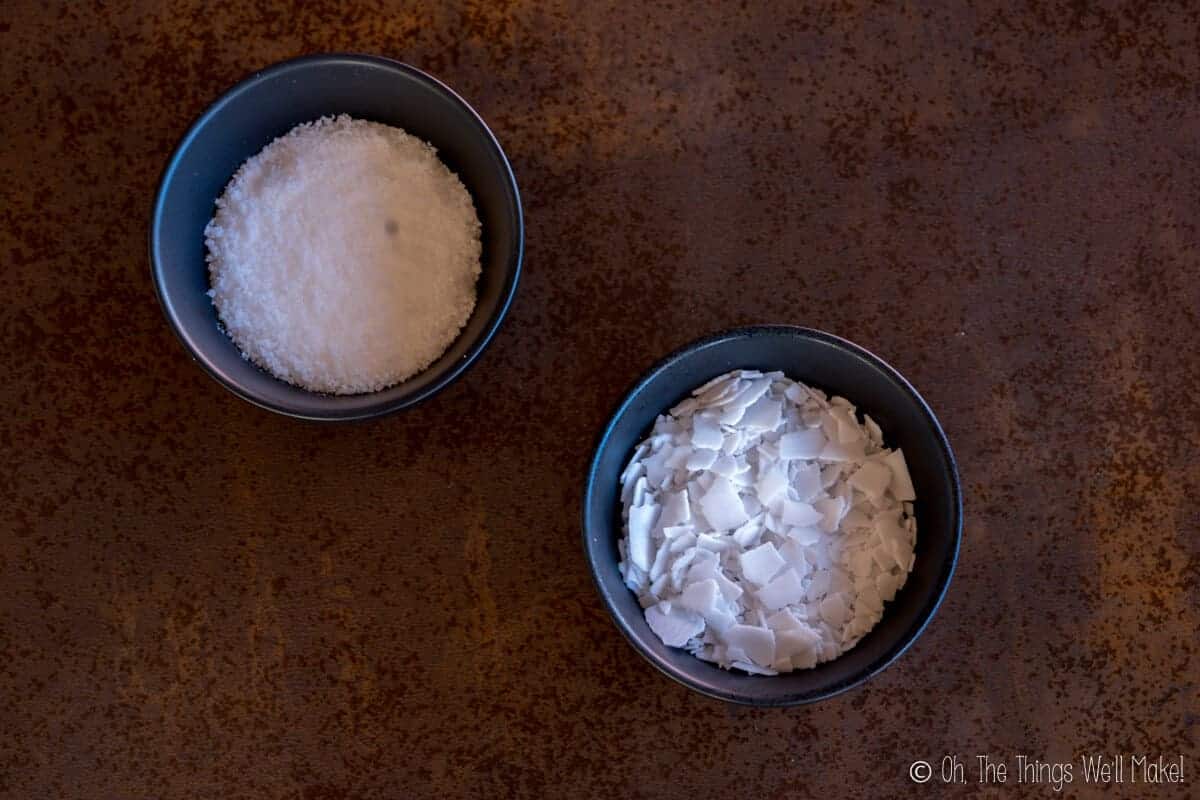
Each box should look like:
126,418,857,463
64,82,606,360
618,370,918,675
204,115,481,394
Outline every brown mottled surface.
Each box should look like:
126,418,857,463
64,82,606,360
1,1,1197,797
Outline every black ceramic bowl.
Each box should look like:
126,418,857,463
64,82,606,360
583,326,961,705
150,54,523,420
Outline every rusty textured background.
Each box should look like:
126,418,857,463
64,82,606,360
1,1,1198,798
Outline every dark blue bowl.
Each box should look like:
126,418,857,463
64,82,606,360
582,326,962,705
150,54,523,420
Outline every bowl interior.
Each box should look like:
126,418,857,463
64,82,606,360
583,326,961,705
151,55,522,419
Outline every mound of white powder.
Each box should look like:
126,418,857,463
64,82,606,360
618,370,918,675
205,115,481,394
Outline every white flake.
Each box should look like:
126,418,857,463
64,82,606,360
693,372,736,396
691,414,724,450
806,542,833,570
696,375,742,406
731,517,763,548
669,548,699,590
779,429,825,459
781,499,823,527
875,509,906,545
876,570,903,602
889,534,911,571
756,440,780,462
631,475,649,508
806,569,832,601
783,382,809,404
790,462,823,501
777,539,812,575
829,568,853,595
848,460,891,502
677,577,721,617
883,449,916,502
659,489,691,528
717,575,744,603
841,508,872,533
741,396,782,431
820,438,866,462
756,568,807,610
847,548,875,577
820,463,843,489
711,455,738,477
620,443,649,483
755,464,789,504
626,503,659,571
668,531,697,553
820,592,849,628
813,496,845,533
725,377,772,412
718,402,747,426
871,544,896,572
765,609,801,631
739,542,786,586
724,624,775,667
685,448,718,471
863,414,883,447
830,406,863,444
787,526,822,546
663,446,692,471
649,539,672,581
642,446,674,487
698,477,750,531
858,583,883,615
706,608,737,632
687,559,744,603
775,624,821,665
644,603,704,647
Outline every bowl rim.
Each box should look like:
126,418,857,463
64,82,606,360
148,52,524,422
581,324,962,706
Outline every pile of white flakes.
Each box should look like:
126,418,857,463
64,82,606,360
618,369,917,675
